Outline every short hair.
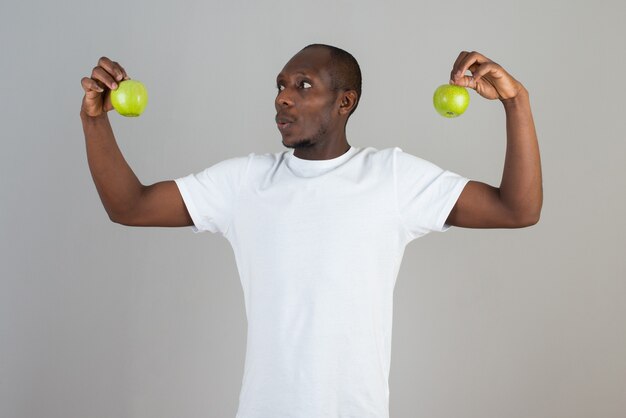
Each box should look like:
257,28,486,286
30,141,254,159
301,44,362,116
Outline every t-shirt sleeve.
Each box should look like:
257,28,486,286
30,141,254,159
394,147,470,240
174,155,250,235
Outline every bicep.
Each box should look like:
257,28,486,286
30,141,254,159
446,180,522,228
118,180,193,227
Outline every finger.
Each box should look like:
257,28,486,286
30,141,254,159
453,51,490,81
103,94,113,112
81,77,104,93
97,56,127,82
450,51,469,82
117,62,130,80
451,74,477,90
468,62,480,75
471,62,499,84
91,66,118,90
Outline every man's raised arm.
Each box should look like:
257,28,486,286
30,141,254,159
445,51,543,228
80,57,193,227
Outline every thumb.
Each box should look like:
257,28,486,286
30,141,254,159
450,74,477,89
103,90,113,112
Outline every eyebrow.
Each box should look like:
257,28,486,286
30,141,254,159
276,71,313,82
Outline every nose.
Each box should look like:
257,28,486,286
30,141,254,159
275,88,294,109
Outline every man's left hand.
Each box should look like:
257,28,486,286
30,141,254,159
449,51,524,101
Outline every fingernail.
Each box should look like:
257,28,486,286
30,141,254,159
111,82,118,89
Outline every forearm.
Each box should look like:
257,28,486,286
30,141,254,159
81,110,144,221
499,87,543,223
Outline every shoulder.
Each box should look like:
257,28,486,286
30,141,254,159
355,146,397,164
202,151,279,174
359,146,435,166
347,147,444,179
244,150,286,176
391,146,444,174
338,146,441,175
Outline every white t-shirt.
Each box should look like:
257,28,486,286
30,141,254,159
174,146,470,418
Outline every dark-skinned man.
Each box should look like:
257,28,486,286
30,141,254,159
80,44,542,418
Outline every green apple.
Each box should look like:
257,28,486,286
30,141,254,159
110,80,148,117
433,84,469,118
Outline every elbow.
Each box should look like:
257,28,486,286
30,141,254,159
514,207,542,228
108,210,133,226
508,192,542,228
108,213,124,225
110,216,127,226
521,214,540,227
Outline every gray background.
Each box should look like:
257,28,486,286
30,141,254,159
1,0,624,417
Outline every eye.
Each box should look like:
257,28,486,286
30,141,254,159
277,84,285,92
301,81,312,89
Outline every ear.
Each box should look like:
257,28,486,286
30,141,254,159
338,90,358,116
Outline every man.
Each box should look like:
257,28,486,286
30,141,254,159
80,44,542,417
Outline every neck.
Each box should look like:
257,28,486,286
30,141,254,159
293,138,350,160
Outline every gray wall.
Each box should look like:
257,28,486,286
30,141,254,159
1,0,624,417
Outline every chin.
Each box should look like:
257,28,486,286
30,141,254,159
282,136,314,150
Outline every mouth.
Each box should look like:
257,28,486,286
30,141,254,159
276,114,295,132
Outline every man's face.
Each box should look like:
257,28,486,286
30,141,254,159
275,48,342,150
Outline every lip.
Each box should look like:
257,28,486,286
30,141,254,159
276,113,296,132
277,122,293,132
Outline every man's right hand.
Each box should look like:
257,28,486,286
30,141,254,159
81,57,130,117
